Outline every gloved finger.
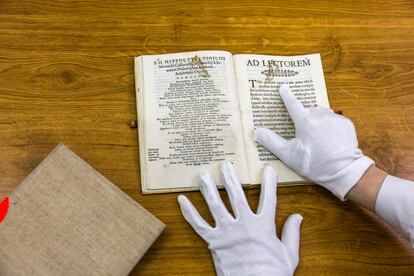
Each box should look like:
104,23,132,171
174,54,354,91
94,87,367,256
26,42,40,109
279,84,307,124
220,162,251,218
256,165,277,218
199,172,233,224
254,128,295,163
178,195,212,237
281,213,303,266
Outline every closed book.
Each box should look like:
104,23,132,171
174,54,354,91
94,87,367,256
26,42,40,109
0,144,164,276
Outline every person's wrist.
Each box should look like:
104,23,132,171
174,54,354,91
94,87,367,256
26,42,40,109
317,156,374,200
346,165,388,211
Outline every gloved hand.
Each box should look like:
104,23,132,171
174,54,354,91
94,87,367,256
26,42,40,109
178,162,303,276
255,84,374,200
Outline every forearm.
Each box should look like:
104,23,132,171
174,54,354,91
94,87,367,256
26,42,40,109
347,165,414,247
346,165,387,212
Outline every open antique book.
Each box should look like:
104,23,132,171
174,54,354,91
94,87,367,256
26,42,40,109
135,51,330,193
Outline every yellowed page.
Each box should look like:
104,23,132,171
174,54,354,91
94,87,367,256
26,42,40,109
135,51,249,192
234,54,330,184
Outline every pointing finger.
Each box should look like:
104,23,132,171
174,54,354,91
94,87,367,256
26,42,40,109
279,84,307,124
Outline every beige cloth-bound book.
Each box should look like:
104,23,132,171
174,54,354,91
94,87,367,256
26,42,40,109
135,51,330,193
0,144,164,276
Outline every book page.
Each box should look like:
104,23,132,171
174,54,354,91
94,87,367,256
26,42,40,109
135,51,249,192
234,54,330,184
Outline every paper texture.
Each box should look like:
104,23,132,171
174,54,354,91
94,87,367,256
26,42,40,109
0,144,164,276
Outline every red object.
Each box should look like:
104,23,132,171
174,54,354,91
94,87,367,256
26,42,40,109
0,196,9,224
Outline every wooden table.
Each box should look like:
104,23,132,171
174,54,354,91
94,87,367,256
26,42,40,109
1,0,414,275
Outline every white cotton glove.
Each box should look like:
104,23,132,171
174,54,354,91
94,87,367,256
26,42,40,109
178,163,303,276
255,84,374,200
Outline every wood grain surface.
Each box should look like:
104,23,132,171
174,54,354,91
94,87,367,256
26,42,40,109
0,0,413,275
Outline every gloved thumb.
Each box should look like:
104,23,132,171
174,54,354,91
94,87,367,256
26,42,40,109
281,214,303,268
254,128,294,163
